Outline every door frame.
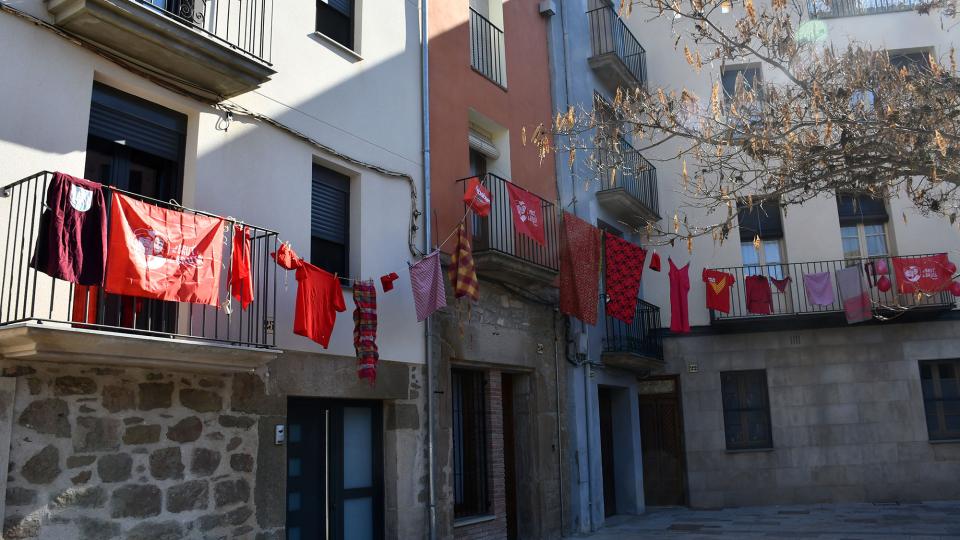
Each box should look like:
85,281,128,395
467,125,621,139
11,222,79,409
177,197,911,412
637,374,689,507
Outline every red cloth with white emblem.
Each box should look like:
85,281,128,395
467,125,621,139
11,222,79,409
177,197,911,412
463,176,492,217
892,254,952,294
104,193,224,306
505,182,546,246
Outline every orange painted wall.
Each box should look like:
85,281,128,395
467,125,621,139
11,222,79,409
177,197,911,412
429,0,557,249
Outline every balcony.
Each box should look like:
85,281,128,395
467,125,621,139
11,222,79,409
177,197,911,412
0,171,280,372
602,298,664,373
808,0,921,18
708,254,955,328
595,137,660,226
469,7,507,87
45,0,275,100
459,174,560,285
587,4,647,91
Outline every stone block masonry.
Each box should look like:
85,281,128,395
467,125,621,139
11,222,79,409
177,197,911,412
1,363,260,539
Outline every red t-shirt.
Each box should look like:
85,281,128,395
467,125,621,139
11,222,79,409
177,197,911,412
702,269,735,313
294,262,346,348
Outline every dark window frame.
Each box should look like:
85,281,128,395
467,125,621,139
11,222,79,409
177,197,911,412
316,0,355,50
720,370,773,451
737,199,784,242
311,163,350,277
451,368,491,519
920,360,960,441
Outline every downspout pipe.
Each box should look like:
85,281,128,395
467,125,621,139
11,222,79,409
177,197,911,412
420,0,437,539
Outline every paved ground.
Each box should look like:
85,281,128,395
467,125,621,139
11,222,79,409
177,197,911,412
584,502,960,539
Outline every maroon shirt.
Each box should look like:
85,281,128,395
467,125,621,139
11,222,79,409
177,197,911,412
31,172,107,285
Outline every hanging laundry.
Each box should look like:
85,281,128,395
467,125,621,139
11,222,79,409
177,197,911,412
31,172,108,285
803,271,835,306
505,182,546,245
380,272,399,292
293,262,346,348
668,258,691,333
230,225,254,310
410,251,447,322
702,269,735,314
104,193,223,306
604,234,646,323
649,251,662,272
836,266,872,324
559,212,601,325
771,276,792,294
745,275,773,314
271,242,301,270
463,176,492,217
353,280,379,384
449,224,479,301
892,254,953,294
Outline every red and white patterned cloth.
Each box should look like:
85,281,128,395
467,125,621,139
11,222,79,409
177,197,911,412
560,212,601,325
353,280,379,384
604,234,646,323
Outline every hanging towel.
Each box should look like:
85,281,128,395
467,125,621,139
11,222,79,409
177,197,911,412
803,271,835,306
668,258,691,332
745,275,773,314
836,266,872,324
353,280,379,384
559,212,601,325
230,225,254,310
604,234,646,323
449,224,479,301
771,276,792,293
410,251,447,322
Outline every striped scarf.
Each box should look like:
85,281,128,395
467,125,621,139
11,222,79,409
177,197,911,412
352,280,379,385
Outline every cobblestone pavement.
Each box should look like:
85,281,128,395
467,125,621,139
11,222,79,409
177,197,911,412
583,501,960,539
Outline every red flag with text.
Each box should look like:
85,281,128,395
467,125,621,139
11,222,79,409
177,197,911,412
104,193,225,306
463,176,492,217
892,254,953,294
505,182,546,246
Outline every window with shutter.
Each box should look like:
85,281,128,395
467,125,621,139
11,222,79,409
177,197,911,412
720,370,773,450
317,0,355,50
311,164,350,277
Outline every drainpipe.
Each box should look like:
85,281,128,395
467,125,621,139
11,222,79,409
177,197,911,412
553,311,565,536
420,0,437,539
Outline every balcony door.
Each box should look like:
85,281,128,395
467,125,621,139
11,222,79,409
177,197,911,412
76,83,186,333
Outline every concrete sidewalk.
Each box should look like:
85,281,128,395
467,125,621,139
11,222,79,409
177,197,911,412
582,501,960,539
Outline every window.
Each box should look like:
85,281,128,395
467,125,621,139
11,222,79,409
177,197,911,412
720,370,773,450
451,369,489,518
722,66,763,131
920,360,960,441
837,194,890,261
889,50,931,74
317,0,354,50
311,164,350,277
469,0,507,86
738,200,785,278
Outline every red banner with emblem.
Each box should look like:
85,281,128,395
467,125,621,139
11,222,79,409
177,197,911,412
104,193,224,306
505,182,546,246
892,254,953,294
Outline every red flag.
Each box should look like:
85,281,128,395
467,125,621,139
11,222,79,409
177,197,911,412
231,225,254,310
104,193,224,306
463,177,492,217
892,254,953,294
505,182,546,246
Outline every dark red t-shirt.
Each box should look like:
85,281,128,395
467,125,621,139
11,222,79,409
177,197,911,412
294,262,346,348
702,269,735,313
745,275,773,314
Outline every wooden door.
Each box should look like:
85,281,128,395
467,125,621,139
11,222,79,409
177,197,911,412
638,377,686,506
598,387,617,517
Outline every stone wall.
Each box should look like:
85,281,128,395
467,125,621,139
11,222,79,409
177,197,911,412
664,319,960,509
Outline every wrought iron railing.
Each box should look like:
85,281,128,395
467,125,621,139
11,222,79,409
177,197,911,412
602,297,663,360
708,254,954,322
458,174,560,272
597,137,660,216
469,7,507,87
808,0,921,17
587,4,648,87
0,171,278,348
135,0,273,63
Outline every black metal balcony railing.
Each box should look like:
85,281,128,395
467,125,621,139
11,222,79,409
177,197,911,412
587,4,648,87
808,0,921,17
0,171,278,348
603,297,663,360
709,254,955,323
458,174,560,272
597,137,660,215
469,8,506,87
137,0,273,62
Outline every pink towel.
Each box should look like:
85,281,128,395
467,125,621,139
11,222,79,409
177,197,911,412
803,271,835,306
836,266,872,324
410,251,447,322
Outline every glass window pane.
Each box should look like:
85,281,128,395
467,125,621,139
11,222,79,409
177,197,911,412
343,406,373,490
342,496,374,540
288,457,301,478
288,526,301,540
741,243,760,276
762,241,782,264
287,491,301,512
865,232,888,257
288,424,301,444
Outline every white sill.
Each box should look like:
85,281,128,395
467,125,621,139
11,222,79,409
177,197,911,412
309,32,363,62
453,515,496,528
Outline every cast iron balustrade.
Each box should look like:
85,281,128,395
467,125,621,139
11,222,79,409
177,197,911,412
596,137,660,223
708,253,955,324
587,4,648,89
602,297,663,361
808,0,921,17
469,7,507,87
458,174,560,278
0,171,278,350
